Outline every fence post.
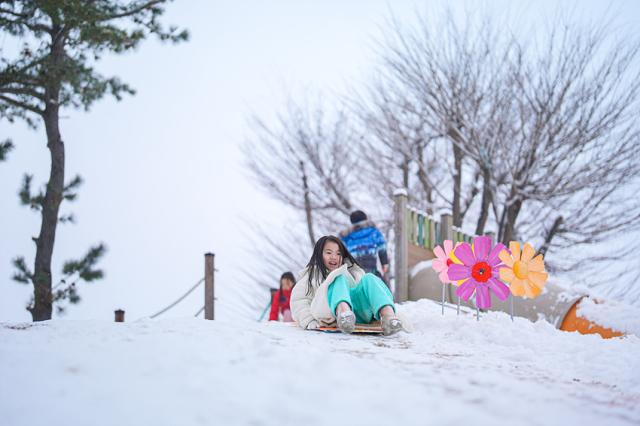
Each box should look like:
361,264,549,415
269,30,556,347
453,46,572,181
440,214,453,243
205,252,215,320
394,189,409,302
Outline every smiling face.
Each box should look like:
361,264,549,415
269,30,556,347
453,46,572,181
322,240,343,271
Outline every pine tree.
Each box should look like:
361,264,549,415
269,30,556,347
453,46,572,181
0,1,188,321
0,138,13,161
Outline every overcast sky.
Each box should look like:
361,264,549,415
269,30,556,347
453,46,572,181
1,0,639,322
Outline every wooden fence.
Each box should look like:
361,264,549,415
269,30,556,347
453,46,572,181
394,190,475,302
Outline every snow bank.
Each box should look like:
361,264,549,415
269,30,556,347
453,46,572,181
577,297,640,336
1,300,639,426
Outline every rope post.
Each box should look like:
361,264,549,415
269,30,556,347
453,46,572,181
114,309,125,322
393,189,409,303
205,253,215,320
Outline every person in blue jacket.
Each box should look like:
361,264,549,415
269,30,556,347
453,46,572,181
339,210,389,284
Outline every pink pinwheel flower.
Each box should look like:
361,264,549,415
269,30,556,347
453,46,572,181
432,240,456,284
447,236,510,309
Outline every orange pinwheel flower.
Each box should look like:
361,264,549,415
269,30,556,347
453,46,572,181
498,242,548,298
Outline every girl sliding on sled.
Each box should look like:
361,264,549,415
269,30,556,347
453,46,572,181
290,235,403,336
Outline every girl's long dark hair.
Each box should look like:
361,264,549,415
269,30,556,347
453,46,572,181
279,271,295,303
305,235,360,295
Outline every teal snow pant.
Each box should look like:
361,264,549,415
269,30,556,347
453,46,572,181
327,273,395,324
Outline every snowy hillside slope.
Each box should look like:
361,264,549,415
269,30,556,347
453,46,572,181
1,299,639,426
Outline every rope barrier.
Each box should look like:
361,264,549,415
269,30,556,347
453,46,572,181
257,299,272,322
149,278,205,319
194,305,205,317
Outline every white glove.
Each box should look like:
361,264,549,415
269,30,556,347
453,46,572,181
306,320,320,330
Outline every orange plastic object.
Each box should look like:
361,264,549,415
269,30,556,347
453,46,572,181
560,298,623,339
317,323,383,334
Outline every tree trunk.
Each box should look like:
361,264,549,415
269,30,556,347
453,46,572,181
538,216,564,256
475,166,492,235
31,30,65,321
415,143,434,214
300,161,315,247
501,198,522,245
31,105,64,321
452,142,463,227
401,156,410,188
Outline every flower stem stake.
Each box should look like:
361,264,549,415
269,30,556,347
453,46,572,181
499,242,549,321
510,295,514,322
449,247,464,316
447,236,509,318
432,240,456,316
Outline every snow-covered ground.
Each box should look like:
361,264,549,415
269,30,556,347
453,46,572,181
2,299,639,426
